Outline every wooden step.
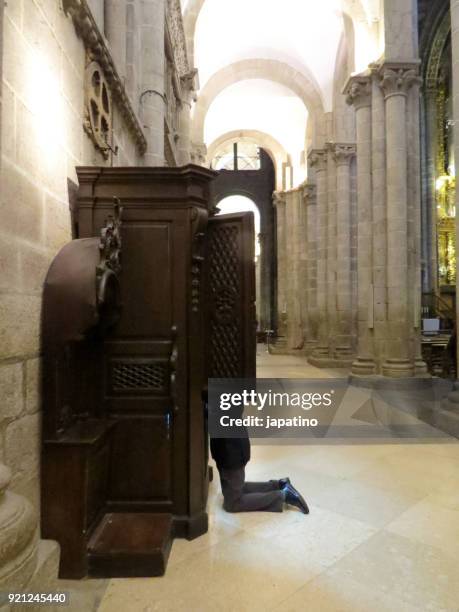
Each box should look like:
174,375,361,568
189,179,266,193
87,512,173,578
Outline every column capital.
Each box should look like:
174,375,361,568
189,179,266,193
301,183,316,202
308,149,328,172
344,73,372,109
190,141,207,165
273,191,286,207
378,62,422,99
333,143,356,165
180,69,198,105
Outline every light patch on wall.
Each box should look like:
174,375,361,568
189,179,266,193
353,19,380,73
24,48,66,178
204,79,308,186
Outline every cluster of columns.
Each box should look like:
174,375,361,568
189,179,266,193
275,61,428,377
275,164,356,361
341,62,427,377
274,143,357,364
306,143,357,367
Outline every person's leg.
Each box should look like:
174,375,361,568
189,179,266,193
219,467,285,513
242,479,281,493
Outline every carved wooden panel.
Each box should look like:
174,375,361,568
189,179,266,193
206,212,256,379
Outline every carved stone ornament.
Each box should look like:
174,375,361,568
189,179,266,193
344,74,372,109
166,0,190,77
84,61,113,159
425,10,451,91
301,183,317,201
272,191,286,207
63,0,147,155
190,142,207,165
379,64,422,98
333,143,356,165
308,149,328,172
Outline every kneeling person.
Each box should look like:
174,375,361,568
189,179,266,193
210,436,309,514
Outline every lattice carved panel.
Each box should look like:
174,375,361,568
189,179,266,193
208,224,241,378
110,361,168,394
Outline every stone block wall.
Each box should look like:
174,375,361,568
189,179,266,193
0,0,145,514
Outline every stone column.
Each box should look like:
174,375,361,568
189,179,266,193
371,68,388,368
423,89,439,293
257,231,270,331
333,143,356,360
298,184,309,344
126,0,139,103
407,72,428,375
274,192,287,337
284,189,304,349
326,143,338,355
105,0,127,80
383,0,419,61
140,0,165,166
308,149,329,358
303,183,318,351
345,74,376,375
378,63,421,377
178,71,196,165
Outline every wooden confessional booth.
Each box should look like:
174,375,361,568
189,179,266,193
41,165,256,579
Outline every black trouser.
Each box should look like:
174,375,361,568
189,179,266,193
218,467,285,512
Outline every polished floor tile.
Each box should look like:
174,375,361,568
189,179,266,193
83,353,459,611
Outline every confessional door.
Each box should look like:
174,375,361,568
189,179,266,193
206,212,257,379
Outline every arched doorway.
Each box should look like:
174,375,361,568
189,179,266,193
216,196,262,329
212,146,276,332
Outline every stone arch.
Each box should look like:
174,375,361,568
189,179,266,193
206,129,290,190
214,190,261,208
192,58,326,150
186,0,373,82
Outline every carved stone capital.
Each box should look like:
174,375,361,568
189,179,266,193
190,142,207,166
344,74,372,109
333,143,356,165
180,69,198,106
301,183,316,202
273,191,286,207
378,63,422,99
308,149,328,172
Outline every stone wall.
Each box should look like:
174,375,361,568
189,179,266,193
1,0,144,513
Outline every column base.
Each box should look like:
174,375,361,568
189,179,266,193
0,465,40,590
414,358,429,376
308,344,354,368
310,344,329,358
304,340,318,355
381,358,415,378
351,356,376,376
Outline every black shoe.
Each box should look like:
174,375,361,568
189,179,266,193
278,477,291,489
282,482,309,514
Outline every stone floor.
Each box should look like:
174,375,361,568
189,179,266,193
58,351,459,612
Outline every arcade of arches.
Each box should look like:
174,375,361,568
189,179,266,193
2,0,459,605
